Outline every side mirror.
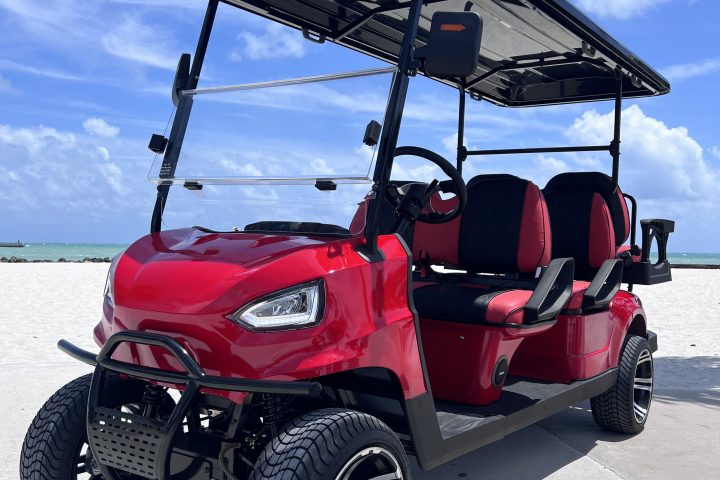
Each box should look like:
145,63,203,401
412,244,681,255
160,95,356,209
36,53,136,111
422,11,483,79
172,53,191,107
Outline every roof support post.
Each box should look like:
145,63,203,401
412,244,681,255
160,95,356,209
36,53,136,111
363,0,425,256
611,68,623,187
457,86,467,173
151,0,219,233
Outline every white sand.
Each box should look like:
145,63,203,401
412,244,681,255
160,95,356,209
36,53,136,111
0,264,718,479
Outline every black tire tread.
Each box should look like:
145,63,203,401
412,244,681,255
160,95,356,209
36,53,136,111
20,374,93,480
250,408,410,480
591,334,652,434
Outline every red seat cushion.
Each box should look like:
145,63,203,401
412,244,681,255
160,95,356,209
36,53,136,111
564,281,591,311
413,283,532,325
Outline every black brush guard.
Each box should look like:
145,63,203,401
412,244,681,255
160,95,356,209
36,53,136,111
58,331,322,480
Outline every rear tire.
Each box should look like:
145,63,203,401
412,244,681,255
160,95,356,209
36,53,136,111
591,334,654,434
250,408,411,480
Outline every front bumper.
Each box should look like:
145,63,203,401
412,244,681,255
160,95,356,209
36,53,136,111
59,331,321,396
58,331,321,479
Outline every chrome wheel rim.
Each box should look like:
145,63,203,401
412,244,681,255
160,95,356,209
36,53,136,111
336,446,403,480
633,348,653,424
74,440,102,479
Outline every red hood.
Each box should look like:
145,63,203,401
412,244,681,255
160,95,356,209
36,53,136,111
114,228,342,315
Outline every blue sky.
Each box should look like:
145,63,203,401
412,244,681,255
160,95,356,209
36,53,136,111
0,0,718,252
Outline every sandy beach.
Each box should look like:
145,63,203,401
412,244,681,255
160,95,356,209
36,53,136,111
0,264,718,479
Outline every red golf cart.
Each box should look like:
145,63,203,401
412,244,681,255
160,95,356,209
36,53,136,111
21,1,674,479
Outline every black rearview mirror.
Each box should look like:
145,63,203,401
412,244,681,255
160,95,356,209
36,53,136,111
422,11,483,79
172,53,191,107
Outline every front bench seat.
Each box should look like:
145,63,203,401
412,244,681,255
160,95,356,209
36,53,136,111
412,175,572,405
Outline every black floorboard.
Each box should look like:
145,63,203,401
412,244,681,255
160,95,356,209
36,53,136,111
435,376,575,439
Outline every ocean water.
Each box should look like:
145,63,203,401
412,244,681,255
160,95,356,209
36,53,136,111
666,253,720,265
0,243,128,261
1,243,719,264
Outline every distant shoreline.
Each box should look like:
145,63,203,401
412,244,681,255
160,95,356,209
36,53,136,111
1,257,111,263
671,264,720,270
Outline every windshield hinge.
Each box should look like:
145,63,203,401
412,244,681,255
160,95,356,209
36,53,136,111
148,134,168,154
315,180,337,191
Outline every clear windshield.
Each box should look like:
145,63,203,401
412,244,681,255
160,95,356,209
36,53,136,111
152,68,394,236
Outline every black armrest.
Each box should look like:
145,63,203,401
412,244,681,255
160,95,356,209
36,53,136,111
525,258,575,324
583,259,623,310
640,219,675,263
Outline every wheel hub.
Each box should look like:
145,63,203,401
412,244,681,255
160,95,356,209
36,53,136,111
632,348,653,423
336,446,403,480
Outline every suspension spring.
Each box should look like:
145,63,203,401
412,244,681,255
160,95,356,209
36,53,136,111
142,384,165,418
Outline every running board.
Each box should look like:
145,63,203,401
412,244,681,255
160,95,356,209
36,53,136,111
405,370,617,470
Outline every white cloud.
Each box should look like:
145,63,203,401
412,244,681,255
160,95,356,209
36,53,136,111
661,57,720,82
102,17,178,70
97,146,110,161
710,146,720,160
0,124,76,155
218,158,263,176
571,0,668,20
83,118,120,138
310,158,335,175
567,105,717,200
441,133,464,155
233,24,306,61
0,123,147,217
0,58,86,82
98,162,125,194
534,155,568,173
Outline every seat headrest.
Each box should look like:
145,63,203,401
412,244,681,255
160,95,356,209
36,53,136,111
544,172,630,246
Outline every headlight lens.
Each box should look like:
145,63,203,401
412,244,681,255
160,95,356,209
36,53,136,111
103,270,114,307
103,252,124,308
227,280,324,331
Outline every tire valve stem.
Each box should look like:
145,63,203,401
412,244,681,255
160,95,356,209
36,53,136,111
142,384,165,418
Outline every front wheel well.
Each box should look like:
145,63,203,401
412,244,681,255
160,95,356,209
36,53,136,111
299,367,410,437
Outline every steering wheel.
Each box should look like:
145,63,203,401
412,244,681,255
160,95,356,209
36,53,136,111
388,146,468,225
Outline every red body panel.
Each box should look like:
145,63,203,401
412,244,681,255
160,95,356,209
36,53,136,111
420,319,554,405
94,229,427,402
510,290,645,382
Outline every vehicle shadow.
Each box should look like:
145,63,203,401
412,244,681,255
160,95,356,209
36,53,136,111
412,356,719,479
652,355,720,407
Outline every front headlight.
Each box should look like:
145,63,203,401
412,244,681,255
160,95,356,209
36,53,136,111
103,252,124,308
226,280,324,331
103,270,114,307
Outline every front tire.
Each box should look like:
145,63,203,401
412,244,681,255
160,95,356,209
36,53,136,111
250,408,411,480
20,373,155,479
591,334,654,434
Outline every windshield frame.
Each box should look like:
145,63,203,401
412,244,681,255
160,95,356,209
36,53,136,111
150,0,425,256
